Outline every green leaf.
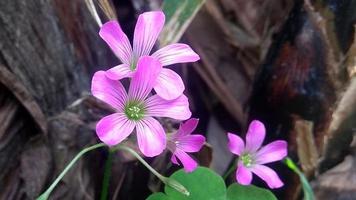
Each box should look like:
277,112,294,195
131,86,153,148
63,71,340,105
226,184,277,200
284,157,315,200
147,167,226,200
147,167,278,200
146,193,170,200
160,0,206,46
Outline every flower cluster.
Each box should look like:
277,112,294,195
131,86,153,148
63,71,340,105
92,10,288,185
92,11,205,171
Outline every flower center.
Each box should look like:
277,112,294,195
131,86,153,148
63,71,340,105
130,57,138,70
240,154,253,167
124,101,145,120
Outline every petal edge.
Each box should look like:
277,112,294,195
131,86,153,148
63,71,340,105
99,21,132,65
227,133,245,156
136,117,166,157
152,43,200,66
133,11,165,57
251,164,284,189
96,113,134,146
245,120,266,152
154,68,185,100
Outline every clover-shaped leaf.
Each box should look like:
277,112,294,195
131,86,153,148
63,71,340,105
147,167,225,200
227,184,277,200
147,167,277,200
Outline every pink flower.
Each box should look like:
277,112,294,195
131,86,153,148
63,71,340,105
167,118,205,172
99,11,200,100
227,120,287,189
91,56,191,157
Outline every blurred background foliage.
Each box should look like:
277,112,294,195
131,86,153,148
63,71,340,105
0,0,355,199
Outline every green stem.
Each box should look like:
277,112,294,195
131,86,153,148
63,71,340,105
100,149,114,200
37,143,106,200
223,160,237,180
283,157,315,200
115,145,166,181
115,145,189,196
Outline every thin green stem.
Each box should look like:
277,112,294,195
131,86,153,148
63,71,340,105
115,145,165,181
114,145,189,196
100,149,114,200
223,160,237,180
283,157,315,200
37,143,106,200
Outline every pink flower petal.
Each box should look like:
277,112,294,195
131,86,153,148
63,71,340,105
99,21,132,65
128,56,162,101
250,164,284,189
152,43,200,66
91,71,127,110
96,113,135,146
176,118,199,137
154,68,185,100
176,135,205,153
136,117,166,157
245,120,266,152
133,11,165,57
173,149,198,172
227,133,245,156
105,64,132,80
255,140,288,165
145,94,191,120
171,154,179,165
236,162,253,185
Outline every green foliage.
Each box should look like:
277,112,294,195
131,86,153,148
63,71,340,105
284,157,315,200
160,0,206,46
147,167,277,200
147,167,226,200
147,193,170,200
226,184,277,200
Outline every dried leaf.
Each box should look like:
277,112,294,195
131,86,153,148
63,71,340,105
159,0,206,46
295,120,319,176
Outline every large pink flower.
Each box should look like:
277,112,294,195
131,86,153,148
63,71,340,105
167,118,205,172
91,56,191,157
99,11,200,100
227,120,287,189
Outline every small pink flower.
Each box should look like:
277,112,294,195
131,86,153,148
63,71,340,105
91,56,191,157
99,11,200,100
227,120,287,189
167,118,205,172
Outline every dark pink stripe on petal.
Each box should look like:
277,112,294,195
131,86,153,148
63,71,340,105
152,43,200,66
176,135,205,153
99,21,132,65
135,117,166,157
245,120,266,152
128,56,162,101
105,64,132,80
236,162,253,185
96,113,134,146
251,164,284,189
154,68,185,100
91,71,127,110
145,94,191,120
227,133,245,156
133,11,165,57
173,149,198,172
175,118,199,138
255,140,288,165
171,154,179,165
